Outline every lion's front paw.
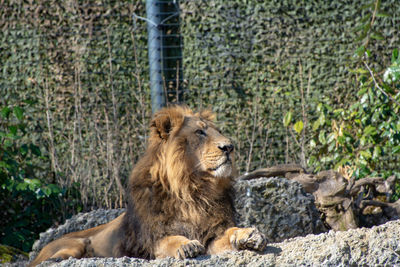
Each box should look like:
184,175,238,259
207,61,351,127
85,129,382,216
230,228,266,251
176,240,205,259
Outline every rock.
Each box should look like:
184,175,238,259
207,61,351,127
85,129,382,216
30,177,324,261
234,177,326,242
35,219,400,266
29,208,125,261
28,177,400,266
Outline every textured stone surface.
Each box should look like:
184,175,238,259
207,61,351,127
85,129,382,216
30,177,324,261
29,209,125,261
234,177,326,242
33,219,400,266
25,177,400,266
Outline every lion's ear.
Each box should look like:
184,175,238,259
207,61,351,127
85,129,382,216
150,108,185,140
199,109,216,122
150,114,171,140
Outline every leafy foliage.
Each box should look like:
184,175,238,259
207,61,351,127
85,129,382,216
0,104,80,252
305,0,400,179
0,244,28,263
180,0,400,172
1,0,151,210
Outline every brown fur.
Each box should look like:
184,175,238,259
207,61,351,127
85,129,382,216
29,106,266,266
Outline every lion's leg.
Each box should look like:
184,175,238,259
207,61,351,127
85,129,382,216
50,245,86,259
28,238,87,267
154,235,205,259
207,227,266,255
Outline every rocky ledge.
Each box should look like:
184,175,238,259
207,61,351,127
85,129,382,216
36,219,400,266
24,177,400,266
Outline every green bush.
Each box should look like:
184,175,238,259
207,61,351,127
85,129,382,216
0,244,28,263
306,0,400,180
0,103,80,252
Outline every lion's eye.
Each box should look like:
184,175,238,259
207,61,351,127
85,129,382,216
195,129,207,136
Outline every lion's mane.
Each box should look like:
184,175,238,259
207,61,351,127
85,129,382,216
118,106,236,259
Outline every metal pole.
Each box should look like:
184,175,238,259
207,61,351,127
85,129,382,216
146,0,165,113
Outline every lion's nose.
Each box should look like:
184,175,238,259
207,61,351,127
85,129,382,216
218,144,234,153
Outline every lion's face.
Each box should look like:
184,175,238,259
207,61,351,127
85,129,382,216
150,106,235,180
178,116,234,178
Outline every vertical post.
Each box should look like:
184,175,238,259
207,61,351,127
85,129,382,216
146,0,165,113
161,0,183,104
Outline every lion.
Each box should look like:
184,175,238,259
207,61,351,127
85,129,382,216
29,105,266,266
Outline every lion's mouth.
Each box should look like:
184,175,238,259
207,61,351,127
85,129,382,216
209,158,232,172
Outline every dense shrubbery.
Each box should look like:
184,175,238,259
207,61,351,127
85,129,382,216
180,0,400,174
283,1,400,183
0,103,80,252
308,49,400,178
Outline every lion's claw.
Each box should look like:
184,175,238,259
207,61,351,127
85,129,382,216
230,228,267,251
177,240,205,259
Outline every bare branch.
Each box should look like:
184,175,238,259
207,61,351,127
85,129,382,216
363,61,400,107
238,164,305,180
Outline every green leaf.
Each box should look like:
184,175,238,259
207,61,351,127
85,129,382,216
13,106,24,121
42,187,52,197
337,136,346,145
20,144,29,156
373,146,381,159
327,133,335,144
393,146,400,154
318,130,326,145
376,12,391,18
309,139,316,148
363,125,377,136
16,182,28,191
355,31,367,42
328,141,335,152
334,158,350,169
384,65,400,84
360,136,366,146
3,139,12,148
353,23,366,33
363,23,371,32
392,48,399,64
1,107,11,119
316,103,323,112
29,144,41,156
25,178,41,191
293,120,304,134
360,150,372,159
353,68,369,74
312,120,320,131
360,3,374,9
365,49,372,58
0,161,10,169
370,31,384,41
8,125,18,136
283,111,292,127
47,183,62,195
354,45,366,58
333,109,344,116
318,112,326,126
360,13,372,23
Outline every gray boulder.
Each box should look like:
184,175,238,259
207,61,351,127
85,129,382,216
30,177,324,261
234,177,326,242
35,219,400,266
29,208,125,261
28,177,400,266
